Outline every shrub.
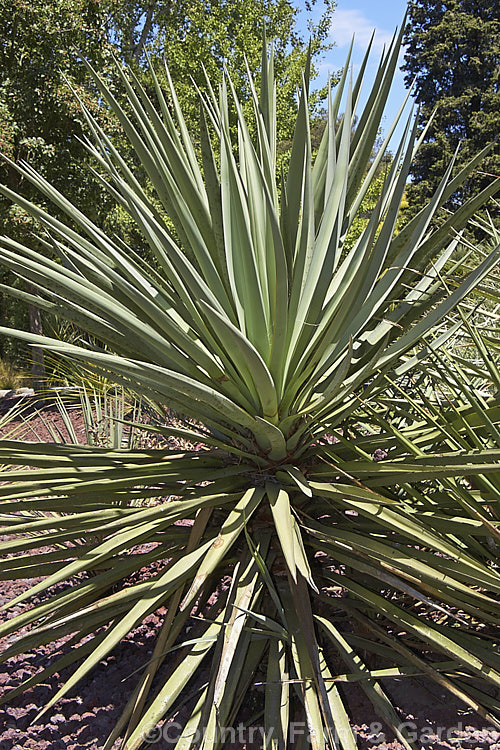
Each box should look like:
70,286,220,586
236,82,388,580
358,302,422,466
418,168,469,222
0,357,24,390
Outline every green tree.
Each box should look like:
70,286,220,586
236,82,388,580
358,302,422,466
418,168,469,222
0,0,335,368
0,0,120,368
0,0,119,217
402,0,500,218
144,0,335,143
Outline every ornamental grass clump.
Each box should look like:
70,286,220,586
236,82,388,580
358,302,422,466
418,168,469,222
0,26,500,750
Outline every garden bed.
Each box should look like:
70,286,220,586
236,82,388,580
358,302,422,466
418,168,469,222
0,397,499,750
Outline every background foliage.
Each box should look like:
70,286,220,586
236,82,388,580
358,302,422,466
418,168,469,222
0,0,335,366
402,0,500,221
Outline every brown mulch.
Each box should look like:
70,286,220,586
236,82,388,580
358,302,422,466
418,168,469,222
0,395,90,444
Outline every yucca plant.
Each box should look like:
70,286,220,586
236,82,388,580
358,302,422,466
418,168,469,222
9,383,150,450
1,26,500,749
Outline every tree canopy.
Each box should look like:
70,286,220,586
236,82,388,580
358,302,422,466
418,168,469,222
0,0,335,364
402,0,500,218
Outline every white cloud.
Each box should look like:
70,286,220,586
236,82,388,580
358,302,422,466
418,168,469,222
331,9,394,53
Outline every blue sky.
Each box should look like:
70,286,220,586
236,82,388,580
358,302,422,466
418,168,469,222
302,0,412,148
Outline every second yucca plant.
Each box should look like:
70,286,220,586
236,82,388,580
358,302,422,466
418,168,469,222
1,25,500,749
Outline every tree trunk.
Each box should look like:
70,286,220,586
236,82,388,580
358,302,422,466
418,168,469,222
131,4,155,61
27,285,46,391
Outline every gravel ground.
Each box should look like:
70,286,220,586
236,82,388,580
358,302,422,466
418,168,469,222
1,589,499,750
